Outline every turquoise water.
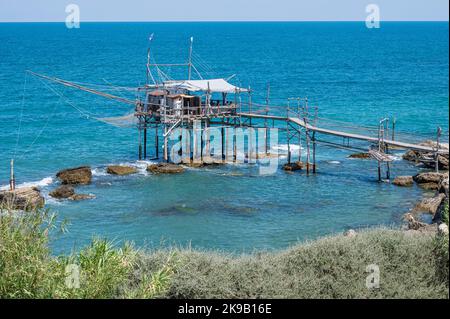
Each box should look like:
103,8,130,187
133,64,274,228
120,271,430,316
0,22,448,254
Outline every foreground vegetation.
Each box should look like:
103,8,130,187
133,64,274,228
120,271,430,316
0,207,448,299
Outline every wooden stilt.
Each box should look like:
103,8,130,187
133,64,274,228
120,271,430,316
386,162,390,180
138,126,142,160
233,126,237,163
10,159,15,191
221,126,225,162
163,126,168,162
184,127,191,163
378,161,381,182
155,125,159,159
143,119,147,159
312,131,316,174
306,130,310,176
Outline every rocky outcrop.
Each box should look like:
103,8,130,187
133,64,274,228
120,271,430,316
106,165,137,175
402,150,421,162
344,229,357,238
392,176,413,187
402,141,449,170
404,213,428,231
414,193,446,216
438,172,449,196
49,184,95,201
147,163,185,174
413,172,444,184
49,185,75,199
0,187,45,211
282,161,303,171
348,153,371,159
413,171,446,190
438,223,449,236
56,166,92,185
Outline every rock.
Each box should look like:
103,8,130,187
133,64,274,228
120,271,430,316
0,187,45,211
106,165,137,175
49,185,75,199
434,197,449,223
282,161,303,171
56,166,92,185
348,152,371,159
437,154,449,170
147,163,184,174
414,193,446,216
438,223,449,236
417,182,439,191
402,150,421,162
438,173,449,196
392,176,413,187
404,213,427,230
413,172,445,184
344,229,357,238
68,194,95,201
402,141,449,170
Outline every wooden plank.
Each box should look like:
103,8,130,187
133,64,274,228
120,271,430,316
238,113,448,155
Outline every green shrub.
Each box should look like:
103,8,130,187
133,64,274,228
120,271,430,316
134,230,449,299
1,206,449,299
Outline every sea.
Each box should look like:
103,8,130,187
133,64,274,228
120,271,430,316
0,22,448,254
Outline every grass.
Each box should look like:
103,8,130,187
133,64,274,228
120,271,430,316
0,206,448,299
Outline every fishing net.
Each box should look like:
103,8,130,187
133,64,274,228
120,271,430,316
96,112,138,128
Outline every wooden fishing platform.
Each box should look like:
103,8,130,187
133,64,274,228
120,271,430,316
23,37,449,183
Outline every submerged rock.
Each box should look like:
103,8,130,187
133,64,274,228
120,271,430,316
56,166,92,185
68,194,95,201
392,176,414,187
106,165,137,175
282,161,303,171
348,153,371,159
0,187,45,211
49,185,75,199
147,163,184,174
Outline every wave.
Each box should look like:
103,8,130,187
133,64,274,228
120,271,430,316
91,160,158,177
0,176,53,191
271,144,303,152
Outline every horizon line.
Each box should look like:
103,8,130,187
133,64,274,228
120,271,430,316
0,20,448,23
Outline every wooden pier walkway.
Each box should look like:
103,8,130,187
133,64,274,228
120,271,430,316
239,113,449,155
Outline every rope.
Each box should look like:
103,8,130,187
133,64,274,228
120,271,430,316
16,78,66,159
13,72,27,159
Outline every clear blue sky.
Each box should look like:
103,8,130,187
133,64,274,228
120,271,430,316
0,0,448,22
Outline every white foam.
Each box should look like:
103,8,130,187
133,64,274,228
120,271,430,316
91,167,108,177
271,144,303,152
0,176,53,191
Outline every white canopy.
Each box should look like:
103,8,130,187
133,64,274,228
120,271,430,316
163,79,248,93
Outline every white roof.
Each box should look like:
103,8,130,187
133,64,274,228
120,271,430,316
163,79,248,93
